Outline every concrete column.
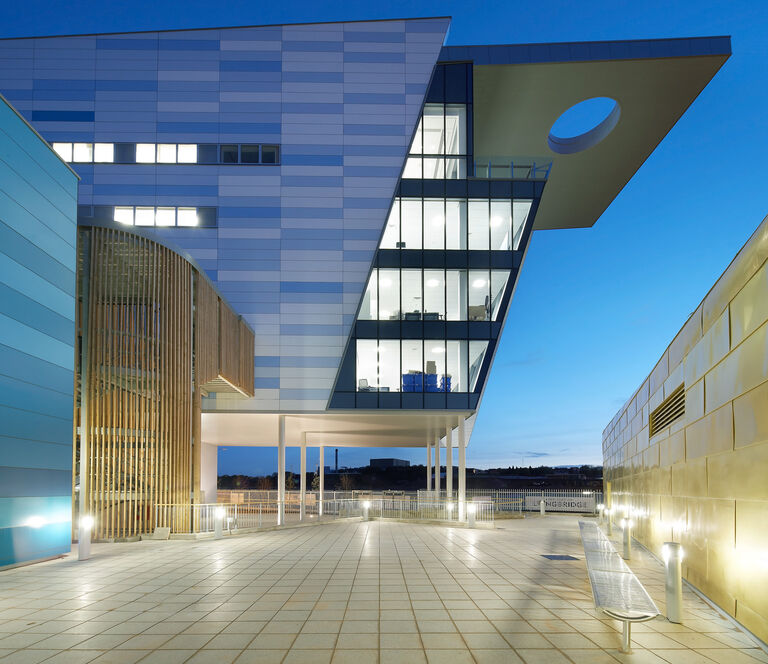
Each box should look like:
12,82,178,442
445,425,453,499
458,417,466,520
277,415,285,526
300,433,306,522
434,436,441,495
426,442,432,491
319,446,324,516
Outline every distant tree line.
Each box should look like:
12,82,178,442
218,464,603,491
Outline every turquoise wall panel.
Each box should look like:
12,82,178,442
0,95,77,568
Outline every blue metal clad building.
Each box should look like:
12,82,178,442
0,19,450,412
0,94,78,568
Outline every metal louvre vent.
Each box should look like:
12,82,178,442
650,384,685,436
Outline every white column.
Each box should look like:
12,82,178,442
319,446,325,516
434,436,441,495
445,425,453,499
277,415,285,526
426,442,432,491
458,416,466,521
300,433,307,522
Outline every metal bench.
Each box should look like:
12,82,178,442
578,520,659,653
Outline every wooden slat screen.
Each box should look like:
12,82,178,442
79,227,193,538
75,226,255,537
194,275,219,387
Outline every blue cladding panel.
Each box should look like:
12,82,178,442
0,96,77,568
0,18,449,412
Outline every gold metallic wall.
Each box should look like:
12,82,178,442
603,216,768,643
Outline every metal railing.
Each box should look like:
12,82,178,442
420,489,602,513
154,497,494,534
472,156,553,180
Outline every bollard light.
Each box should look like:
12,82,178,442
362,500,371,521
214,507,225,540
78,515,94,561
539,499,545,516
467,503,476,528
663,542,684,623
597,503,605,525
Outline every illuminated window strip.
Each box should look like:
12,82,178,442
113,206,212,228
51,141,280,165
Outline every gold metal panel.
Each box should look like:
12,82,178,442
684,308,729,389
705,320,768,413
685,403,733,461
707,444,768,501
733,380,768,449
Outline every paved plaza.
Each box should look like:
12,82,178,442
0,516,765,664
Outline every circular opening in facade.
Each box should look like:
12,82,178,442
548,97,620,155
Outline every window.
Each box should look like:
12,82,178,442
50,141,280,165
136,143,155,163
446,270,467,321
155,207,175,226
468,270,490,321
384,198,526,252
513,200,532,249
114,206,134,225
490,200,512,251
156,144,177,163
469,341,489,390
447,340,468,392
52,143,72,161
468,200,489,250
401,270,422,320
490,271,509,321
176,207,198,227
355,339,480,393
241,144,260,164
424,340,447,392
424,199,445,250
220,144,238,163
360,268,509,321
177,144,197,163
445,199,467,250
405,103,468,179
135,207,155,226
93,143,114,163
400,199,422,250
110,205,214,228
381,201,400,249
401,340,423,391
359,276,377,320
73,143,93,162
261,145,279,164
423,270,445,320
356,340,378,391
378,269,400,320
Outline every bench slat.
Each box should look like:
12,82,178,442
578,521,659,621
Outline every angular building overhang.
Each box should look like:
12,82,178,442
202,410,474,449
444,37,731,230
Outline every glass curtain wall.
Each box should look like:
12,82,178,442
356,339,486,393
404,104,468,179
359,268,510,322
380,198,531,251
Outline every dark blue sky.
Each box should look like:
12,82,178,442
4,0,766,474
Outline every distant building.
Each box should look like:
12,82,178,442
371,458,411,469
